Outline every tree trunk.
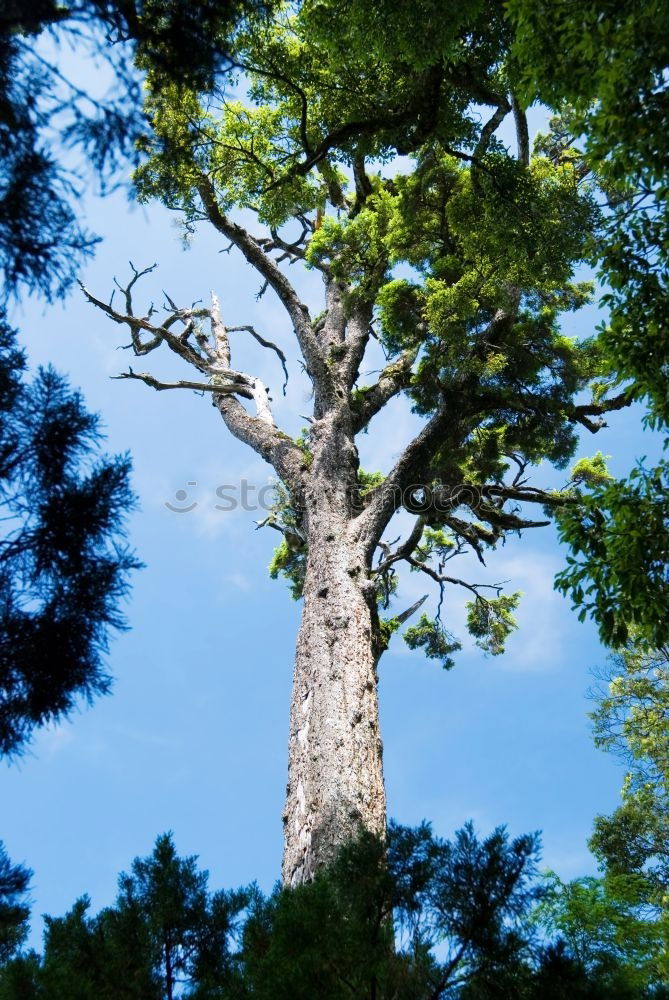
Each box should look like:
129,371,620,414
282,417,386,885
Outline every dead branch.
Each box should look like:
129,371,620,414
226,324,289,394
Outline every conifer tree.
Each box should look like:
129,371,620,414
0,316,138,756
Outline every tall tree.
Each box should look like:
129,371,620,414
81,1,641,882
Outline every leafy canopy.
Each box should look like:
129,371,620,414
121,0,647,661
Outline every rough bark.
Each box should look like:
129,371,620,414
282,402,387,886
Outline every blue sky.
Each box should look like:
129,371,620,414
2,105,665,946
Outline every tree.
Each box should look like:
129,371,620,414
2,823,662,998
589,640,669,910
508,1,669,649
240,820,544,998
0,844,30,966
0,315,139,757
508,0,669,426
534,870,668,995
79,0,643,883
114,833,246,1000
0,833,247,1000
0,0,276,303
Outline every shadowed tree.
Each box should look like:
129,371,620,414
79,0,647,883
0,843,30,966
0,315,139,757
0,833,247,1000
0,0,278,303
2,822,664,998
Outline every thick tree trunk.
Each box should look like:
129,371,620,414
282,528,386,885
282,416,386,885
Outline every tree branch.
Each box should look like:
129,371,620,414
375,516,425,575
511,94,530,166
226,325,289,394
111,368,253,396
403,555,506,599
196,176,331,389
214,394,306,497
351,347,419,434
79,278,210,373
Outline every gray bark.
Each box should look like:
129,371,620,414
282,475,386,886
281,377,387,885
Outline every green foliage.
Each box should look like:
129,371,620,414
413,527,456,564
128,0,660,652
4,821,669,998
466,593,521,656
0,0,273,302
534,871,668,993
403,613,461,670
509,0,669,427
306,189,396,306
588,640,669,916
555,459,669,647
263,480,307,600
570,452,613,488
377,616,401,651
268,538,306,601
356,469,386,499
0,833,247,1000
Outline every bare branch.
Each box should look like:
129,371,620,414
395,594,429,626
111,368,253,396
441,515,498,566
79,277,210,373
226,325,289,394
404,555,506,599
210,292,231,367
